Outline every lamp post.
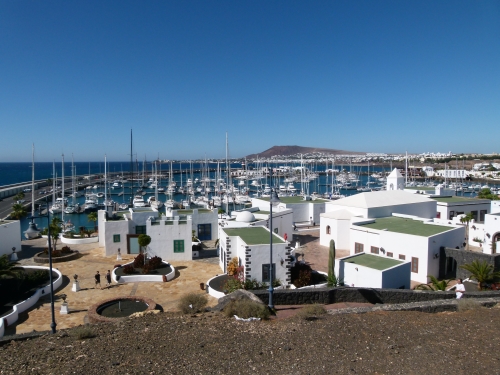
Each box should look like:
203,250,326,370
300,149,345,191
268,186,281,310
26,199,56,334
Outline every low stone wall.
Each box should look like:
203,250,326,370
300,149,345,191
61,236,98,245
252,287,500,306
33,251,80,264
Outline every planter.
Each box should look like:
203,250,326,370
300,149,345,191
0,266,63,338
112,261,175,283
34,250,80,264
61,236,98,245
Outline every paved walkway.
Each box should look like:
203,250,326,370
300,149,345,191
6,238,221,335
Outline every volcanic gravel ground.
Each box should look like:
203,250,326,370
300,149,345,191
1,306,500,375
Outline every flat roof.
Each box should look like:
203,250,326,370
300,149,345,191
344,253,403,271
405,186,434,191
176,209,212,214
431,196,489,204
258,196,328,204
223,227,285,245
358,217,454,237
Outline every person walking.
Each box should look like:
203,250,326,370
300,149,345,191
94,270,102,290
455,278,465,299
105,270,112,289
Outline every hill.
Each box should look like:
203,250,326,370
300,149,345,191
246,145,362,159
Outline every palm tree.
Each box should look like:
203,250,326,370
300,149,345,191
460,260,500,290
460,213,474,250
50,217,62,251
87,212,98,231
415,276,453,291
10,203,27,220
218,208,225,219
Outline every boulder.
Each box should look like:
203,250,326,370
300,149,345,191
211,289,265,312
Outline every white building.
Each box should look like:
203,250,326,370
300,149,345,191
99,207,217,260
350,216,464,283
0,219,22,257
219,226,291,285
251,196,327,227
431,196,492,222
335,253,411,289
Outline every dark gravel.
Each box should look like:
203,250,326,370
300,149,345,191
1,306,500,375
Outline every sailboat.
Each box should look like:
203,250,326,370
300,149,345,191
25,144,41,239
148,161,164,211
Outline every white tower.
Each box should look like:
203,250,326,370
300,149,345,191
386,168,405,191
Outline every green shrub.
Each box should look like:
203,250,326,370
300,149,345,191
297,304,326,320
291,263,313,288
223,300,270,320
178,293,208,314
123,264,135,274
71,325,96,340
40,228,48,236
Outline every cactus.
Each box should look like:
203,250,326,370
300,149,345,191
328,239,336,279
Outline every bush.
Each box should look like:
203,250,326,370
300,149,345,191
227,257,239,276
223,300,270,320
148,256,163,270
61,246,71,254
297,304,326,320
178,293,208,314
133,253,145,268
291,263,313,288
457,298,482,312
141,263,153,275
71,325,96,340
123,264,135,275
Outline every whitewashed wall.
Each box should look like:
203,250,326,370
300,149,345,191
483,213,500,254
436,201,491,222
368,202,436,219
147,217,192,261
0,220,22,256
320,217,351,249
103,218,130,256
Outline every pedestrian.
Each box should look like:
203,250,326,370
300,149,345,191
105,270,112,288
94,270,101,289
455,278,465,299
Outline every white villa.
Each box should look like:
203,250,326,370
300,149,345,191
98,207,218,261
219,226,291,285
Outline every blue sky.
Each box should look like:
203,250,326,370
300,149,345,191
1,1,499,162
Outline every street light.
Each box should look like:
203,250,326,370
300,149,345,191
268,188,281,310
27,199,56,334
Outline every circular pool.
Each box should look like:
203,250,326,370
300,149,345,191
88,296,157,323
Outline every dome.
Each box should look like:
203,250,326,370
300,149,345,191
236,211,255,223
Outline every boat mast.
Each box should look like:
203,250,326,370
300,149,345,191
405,151,408,187
31,144,35,217
104,154,107,210
61,154,65,222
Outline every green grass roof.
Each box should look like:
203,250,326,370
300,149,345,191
223,227,285,245
431,196,487,203
358,217,454,237
405,186,434,191
176,209,212,214
344,254,403,270
259,196,328,204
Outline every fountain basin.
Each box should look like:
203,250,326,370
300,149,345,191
88,296,157,323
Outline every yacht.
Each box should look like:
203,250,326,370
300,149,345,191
133,195,146,208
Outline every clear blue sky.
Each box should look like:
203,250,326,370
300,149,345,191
1,1,499,162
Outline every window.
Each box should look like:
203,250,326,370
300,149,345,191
354,243,364,254
274,228,278,234
370,246,379,254
262,264,276,283
326,225,331,235
197,224,212,241
135,226,146,235
387,252,393,258
173,240,184,253
449,211,455,220
470,211,478,222
399,254,406,261
436,212,441,219
480,210,487,222
113,234,120,243
411,257,419,273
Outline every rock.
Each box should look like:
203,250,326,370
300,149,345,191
211,289,265,311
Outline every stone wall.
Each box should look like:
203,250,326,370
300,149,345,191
252,287,500,306
439,246,500,280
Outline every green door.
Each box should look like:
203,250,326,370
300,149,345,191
129,236,140,254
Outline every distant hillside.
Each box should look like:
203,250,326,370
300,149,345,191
246,145,362,159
